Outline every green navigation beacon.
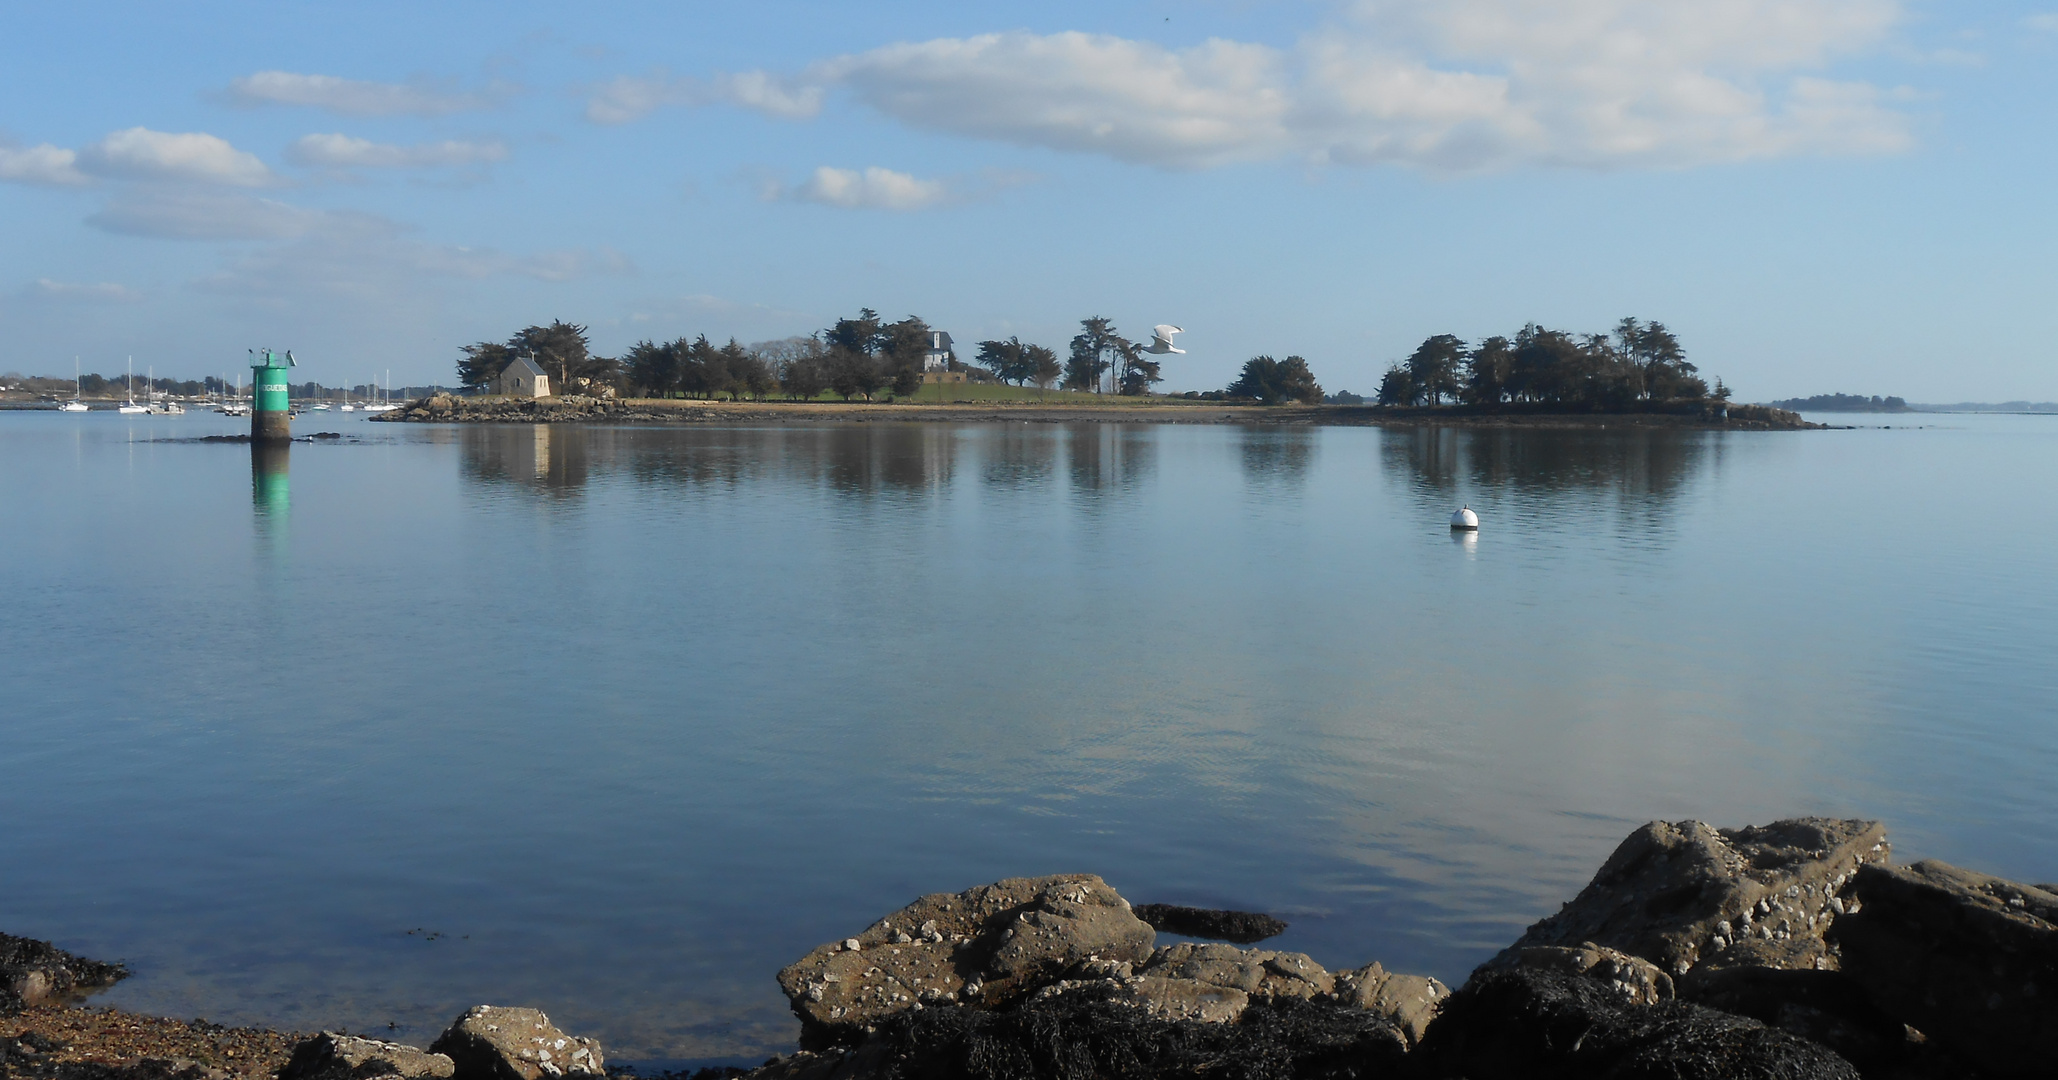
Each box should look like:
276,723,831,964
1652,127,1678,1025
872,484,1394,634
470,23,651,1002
251,348,295,441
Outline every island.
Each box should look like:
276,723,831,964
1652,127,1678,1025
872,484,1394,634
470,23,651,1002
376,314,1817,429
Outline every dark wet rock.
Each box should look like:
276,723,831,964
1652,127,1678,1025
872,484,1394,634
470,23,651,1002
749,991,1408,1080
280,1034,454,1080
1329,963,1448,1047
1675,965,1956,1077
1418,966,1862,1079
428,1007,602,1080
776,875,1154,1049
1134,943,1334,1001
1129,905,1287,945
0,933,127,1009
1479,817,1890,980
1831,860,2058,1076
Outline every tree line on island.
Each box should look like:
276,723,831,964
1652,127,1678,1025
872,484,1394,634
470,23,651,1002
1375,318,1725,409
454,312,1185,401
445,312,1724,412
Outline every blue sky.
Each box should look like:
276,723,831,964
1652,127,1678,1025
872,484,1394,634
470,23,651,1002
3,0,2055,399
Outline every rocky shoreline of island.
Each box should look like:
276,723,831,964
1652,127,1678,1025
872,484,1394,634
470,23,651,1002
9,815,2045,1080
367,395,1818,431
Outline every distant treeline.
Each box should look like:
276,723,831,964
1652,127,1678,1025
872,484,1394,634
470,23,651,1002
5,371,456,400
1376,318,1723,409
5,372,236,398
1766,393,1909,412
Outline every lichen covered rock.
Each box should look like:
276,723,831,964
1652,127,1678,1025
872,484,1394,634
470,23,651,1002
775,874,1154,1048
1479,817,1890,980
428,1007,602,1080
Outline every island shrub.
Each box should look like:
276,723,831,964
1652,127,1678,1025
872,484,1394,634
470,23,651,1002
1377,318,1718,411
1227,355,1323,405
458,321,617,394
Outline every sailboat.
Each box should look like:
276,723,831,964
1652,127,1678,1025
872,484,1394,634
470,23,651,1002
144,364,184,414
117,357,148,414
58,357,89,411
362,370,399,413
220,372,250,416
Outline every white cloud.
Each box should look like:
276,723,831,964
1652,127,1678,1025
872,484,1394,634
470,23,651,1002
228,71,497,116
621,0,1910,172
77,128,273,186
286,134,509,169
2026,13,2058,31
819,33,1294,169
584,70,822,124
784,166,950,210
30,278,140,303
0,143,89,185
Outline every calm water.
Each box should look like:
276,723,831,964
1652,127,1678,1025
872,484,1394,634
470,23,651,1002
3,411,2054,1065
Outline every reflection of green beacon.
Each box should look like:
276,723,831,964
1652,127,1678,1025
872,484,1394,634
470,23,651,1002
251,348,295,441
252,440,290,518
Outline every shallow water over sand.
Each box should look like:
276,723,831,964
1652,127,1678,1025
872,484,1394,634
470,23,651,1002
2,411,2053,1065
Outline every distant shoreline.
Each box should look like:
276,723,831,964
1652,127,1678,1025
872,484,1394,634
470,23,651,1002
367,396,1822,430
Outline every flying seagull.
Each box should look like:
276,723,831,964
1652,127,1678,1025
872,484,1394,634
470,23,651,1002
1141,324,1185,355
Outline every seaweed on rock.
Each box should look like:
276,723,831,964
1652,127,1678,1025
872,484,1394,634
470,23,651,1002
845,988,1408,1080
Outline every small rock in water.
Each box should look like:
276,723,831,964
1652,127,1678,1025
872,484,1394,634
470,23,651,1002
1130,903,1289,944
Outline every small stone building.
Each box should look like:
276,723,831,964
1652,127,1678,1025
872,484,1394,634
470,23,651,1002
498,355,550,398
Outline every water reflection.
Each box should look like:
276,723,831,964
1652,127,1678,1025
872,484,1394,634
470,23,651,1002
1239,427,1318,487
980,424,1058,489
1381,426,1712,542
455,423,1157,504
459,424,590,497
251,442,290,518
1064,425,1155,499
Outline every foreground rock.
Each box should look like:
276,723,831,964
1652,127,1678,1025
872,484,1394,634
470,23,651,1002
1,934,127,1009
1419,966,1862,1079
1499,943,1674,1006
279,1034,453,1080
427,1008,602,1080
1135,943,1334,1001
1330,963,1448,1047
1479,818,1890,980
775,874,1155,1047
1833,860,2058,1075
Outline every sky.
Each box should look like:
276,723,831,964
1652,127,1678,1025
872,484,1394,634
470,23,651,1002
3,0,2056,400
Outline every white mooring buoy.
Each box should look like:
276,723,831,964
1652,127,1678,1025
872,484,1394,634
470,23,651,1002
1450,506,1479,531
